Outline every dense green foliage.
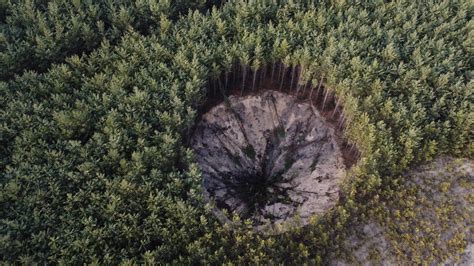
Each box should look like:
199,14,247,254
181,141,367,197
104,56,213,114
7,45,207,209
0,0,221,80
0,0,472,264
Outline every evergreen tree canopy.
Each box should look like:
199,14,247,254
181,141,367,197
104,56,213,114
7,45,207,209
0,0,472,264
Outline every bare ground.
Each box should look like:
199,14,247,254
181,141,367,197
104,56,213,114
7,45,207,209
330,156,473,265
191,90,348,230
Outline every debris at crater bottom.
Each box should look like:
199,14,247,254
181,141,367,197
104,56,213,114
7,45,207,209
191,90,346,228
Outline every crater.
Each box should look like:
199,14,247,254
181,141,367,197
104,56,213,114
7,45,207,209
191,90,347,229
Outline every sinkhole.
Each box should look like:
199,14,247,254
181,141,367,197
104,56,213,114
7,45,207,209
191,90,347,229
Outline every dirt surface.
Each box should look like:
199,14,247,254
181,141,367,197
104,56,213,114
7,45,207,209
330,156,473,265
191,90,347,229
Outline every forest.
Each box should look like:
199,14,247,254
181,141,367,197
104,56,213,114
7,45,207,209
0,0,472,264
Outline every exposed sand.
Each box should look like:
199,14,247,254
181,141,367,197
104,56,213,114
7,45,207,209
191,90,346,229
330,157,473,265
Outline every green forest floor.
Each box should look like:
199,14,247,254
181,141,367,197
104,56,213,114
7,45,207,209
331,156,473,265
